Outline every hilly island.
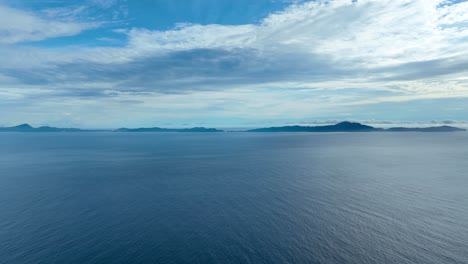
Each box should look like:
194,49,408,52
246,122,466,132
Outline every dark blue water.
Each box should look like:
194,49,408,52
0,132,467,264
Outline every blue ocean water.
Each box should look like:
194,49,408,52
0,132,467,264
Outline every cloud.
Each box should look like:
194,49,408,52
89,0,122,9
0,5,99,44
1,0,468,127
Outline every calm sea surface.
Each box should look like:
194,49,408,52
0,132,467,264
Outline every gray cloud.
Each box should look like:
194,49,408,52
2,47,355,96
372,57,468,82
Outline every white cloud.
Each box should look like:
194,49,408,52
125,24,257,51
89,0,120,9
120,0,468,66
0,5,98,44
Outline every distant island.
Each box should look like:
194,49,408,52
385,126,466,132
0,124,223,133
0,124,85,132
0,122,465,133
115,127,223,132
247,122,379,132
247,122,466,132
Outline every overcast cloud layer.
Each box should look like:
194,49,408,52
1,0,468,128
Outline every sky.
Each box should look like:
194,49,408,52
1,0,468,128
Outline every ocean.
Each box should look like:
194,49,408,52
0,132,467,264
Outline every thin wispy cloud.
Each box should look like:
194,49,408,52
0,5,98,44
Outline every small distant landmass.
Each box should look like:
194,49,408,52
385,126,466,132
247,122,466,133
0,124,85,132
115,127,223,132
0,124,222,133
0,122,465,133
